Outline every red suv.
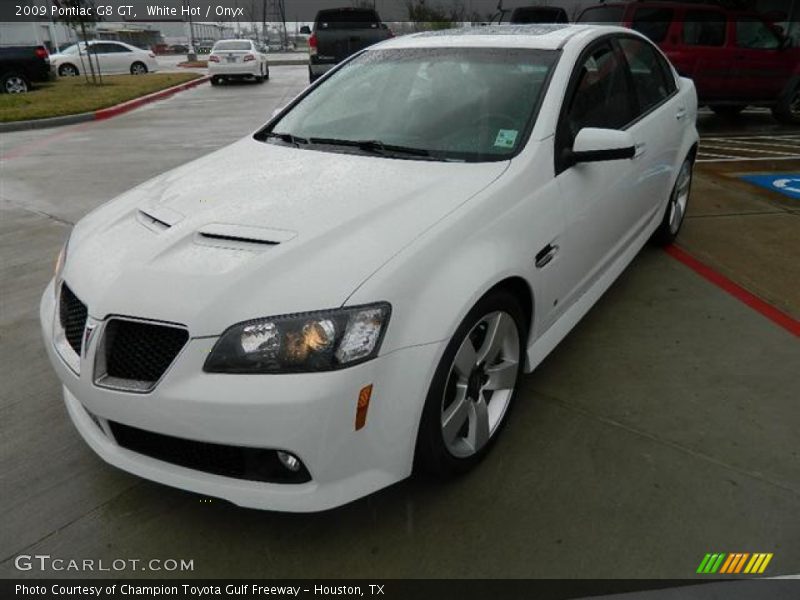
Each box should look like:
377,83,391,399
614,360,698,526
577,1,800,123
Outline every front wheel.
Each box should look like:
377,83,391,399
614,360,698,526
415,290,525,476
58,63,79,77
652,157,693,246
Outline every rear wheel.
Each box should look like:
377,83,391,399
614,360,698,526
415,290,525,476
652,157,693,246
772,80,800,125
58,63,79,77
710,105,746,118
308,66,319,84
130,62,148,75
210,76,222,86
1,72,29,93
263,66,270,81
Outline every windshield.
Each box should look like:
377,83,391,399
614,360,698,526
213,41,252,51
260,47,558,162
61,43,85,55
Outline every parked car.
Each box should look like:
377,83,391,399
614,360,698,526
0,45,52,93
208,40,269,85
50,41,158,77
576,1,800,123
168,44,188,54
41,25,698,512
300,7,393,82
493,5,569,24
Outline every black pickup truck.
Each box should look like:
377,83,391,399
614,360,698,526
301,7,392,83
0,45,53,93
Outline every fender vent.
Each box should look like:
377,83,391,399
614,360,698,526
198,232,279,246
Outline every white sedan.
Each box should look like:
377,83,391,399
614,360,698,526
208,39,269,85
50,41,158,77
41,25,698,512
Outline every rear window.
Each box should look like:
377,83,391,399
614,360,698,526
683,10,727,46
213,41,251,52
631,7,674,42
316,9,381,29
577,6,625,24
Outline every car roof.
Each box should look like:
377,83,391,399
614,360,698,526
377,24,629,51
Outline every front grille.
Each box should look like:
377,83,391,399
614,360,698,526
108,421,312,484
103,319,188,385
59,284,87,355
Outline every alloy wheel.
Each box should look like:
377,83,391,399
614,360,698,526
440,311,520,458
4,75,28,93
669,161,692,235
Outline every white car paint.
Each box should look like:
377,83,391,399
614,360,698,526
50,41,158,77
41,25,698,512
208,39,269,81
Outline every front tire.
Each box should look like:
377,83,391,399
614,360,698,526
1,72,30,93
210,76,222,86
415,290,526,476
652,157,693,246
130,62,148,75
58,63,79,77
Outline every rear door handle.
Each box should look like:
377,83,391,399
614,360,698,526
535,243,559,269
676,107,687,120
635,142,647,158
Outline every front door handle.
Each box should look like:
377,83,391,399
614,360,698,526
635,142,647,158
676,107,687,120
535,243,559,269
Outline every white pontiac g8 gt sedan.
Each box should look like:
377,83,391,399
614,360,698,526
41,25,698,512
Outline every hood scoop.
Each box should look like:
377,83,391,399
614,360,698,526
196,223,297,250
137,205,185,232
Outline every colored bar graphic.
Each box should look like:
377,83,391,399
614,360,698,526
699,552,774,575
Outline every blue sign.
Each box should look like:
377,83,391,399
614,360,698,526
741,173,800,200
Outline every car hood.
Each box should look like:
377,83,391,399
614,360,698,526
63,137,508,336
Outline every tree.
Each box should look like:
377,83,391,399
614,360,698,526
51,0,103,84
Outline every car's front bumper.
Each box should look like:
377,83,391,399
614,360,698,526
40,280,443,512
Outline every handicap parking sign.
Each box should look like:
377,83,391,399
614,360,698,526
740,173,800,199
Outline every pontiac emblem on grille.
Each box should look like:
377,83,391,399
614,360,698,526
82,319,98,357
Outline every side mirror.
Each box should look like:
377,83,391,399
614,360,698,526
565,128,636,167
299,25,311,35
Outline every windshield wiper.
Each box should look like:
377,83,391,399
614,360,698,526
262,131,309,147
307,137,435,159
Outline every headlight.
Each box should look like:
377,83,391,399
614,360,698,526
203,303,391,374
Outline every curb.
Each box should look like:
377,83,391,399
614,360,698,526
0,75,209,133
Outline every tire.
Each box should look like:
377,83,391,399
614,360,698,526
58,63,79,77
415,289,526,477
256,67,266,83
710,105,746,118
263,66,270,81
652,156,694,246
772,80,800,125
210,76,222,86
1,72,30,94
130,62,148,75
308,66,319,84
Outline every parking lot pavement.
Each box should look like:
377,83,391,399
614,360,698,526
1,67,798,578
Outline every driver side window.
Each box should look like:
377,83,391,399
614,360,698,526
565,42,635,142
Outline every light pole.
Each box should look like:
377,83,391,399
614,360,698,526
185,0,197,61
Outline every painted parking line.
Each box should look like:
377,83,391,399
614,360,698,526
665,245,800,337
698,135,800,163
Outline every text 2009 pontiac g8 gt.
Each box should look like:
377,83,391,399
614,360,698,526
42,25,698,512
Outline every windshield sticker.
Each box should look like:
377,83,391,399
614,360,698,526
494,129,518,149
